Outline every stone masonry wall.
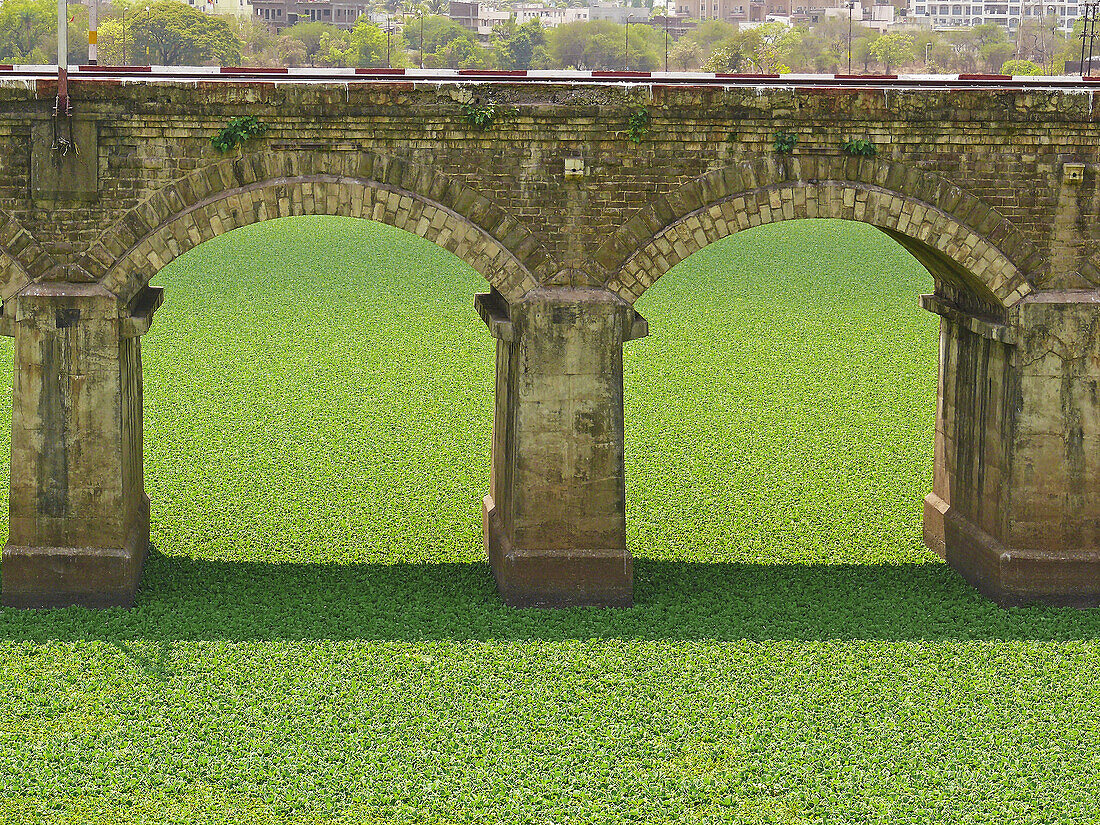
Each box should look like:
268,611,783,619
0,78,1094,315
2,76,1099,607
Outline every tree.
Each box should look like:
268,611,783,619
972,23,1012,71
402,14,488,68
749,22,799,72
0,0,54,63
231,16,279,67
494,19,545,70
351,18,395,67
669,38,702,71
276,35,308,66
702,23,797,73
129,0,240,66
402,14,467,53
548,20,660,70
789,17,849,73
852,31,879,72
282,21,336,67
869,32,914,73
682,20,738,56
338,17,402,67
431,33,488,68
701,30,760,73
1001,58,1044,75
316,28,352,66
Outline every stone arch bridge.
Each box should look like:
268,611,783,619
0,72,1097,608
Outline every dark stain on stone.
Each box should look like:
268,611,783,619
37,330,70,519
55,307,79,329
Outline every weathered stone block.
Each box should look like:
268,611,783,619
2,283,155,609
30,119,98,202
481,288,643,607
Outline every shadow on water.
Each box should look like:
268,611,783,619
1,548,1099,643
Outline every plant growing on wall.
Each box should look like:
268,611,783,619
211,116,268,153
841,137,877,157
624,107,651,144
773,131,798,154
462,101,497,130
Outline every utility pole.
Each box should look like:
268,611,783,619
1080,3,1098,76
625,16,630,70
88,0,97,65
420,9,424,69
1090,3,1098,75
1080,3,1088,73
664,14,669,72
53,0,73,153
846,0,855,73
1048,4,1057,73
56,0,68,111
122,7,127,65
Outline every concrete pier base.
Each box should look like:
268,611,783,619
2,496,149,608
485,496,632,607
926,290,1100,607
2,284,155,609
478,287,645,608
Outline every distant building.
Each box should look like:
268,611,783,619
449,1,596,36
648,13,699,36
1066,55,1100,72
183,0,253,18
675,0,901,25
449,1,511,36
513,4,591,27
906,0,1081,31
251,0,371,32
587,2,637,23
673,0,765,23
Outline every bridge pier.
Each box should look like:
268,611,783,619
927,290,1100,606
477,287,647,607
2,284,157,608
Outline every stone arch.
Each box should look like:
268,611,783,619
596,155,1041,310
82,150,554,307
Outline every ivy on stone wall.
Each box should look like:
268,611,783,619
211,116,268,154
623,108,650,144
462,102,497,130
841,137,877,157
773,131,798,154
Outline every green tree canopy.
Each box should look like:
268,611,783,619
0,0,52,62
1001,58,1044,75
402,14,468,53
319,17,403,67
548,20,661,70
0,0,87,65
282,21,337,67
701,23,798,73
869,31,914,73
493,18,546,70
129,0,240,65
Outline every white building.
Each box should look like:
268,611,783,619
449,1,511,36
587,2,639,23
187,0,254,18
512,4,591,27
450,1,600,35
907,0,1081,31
